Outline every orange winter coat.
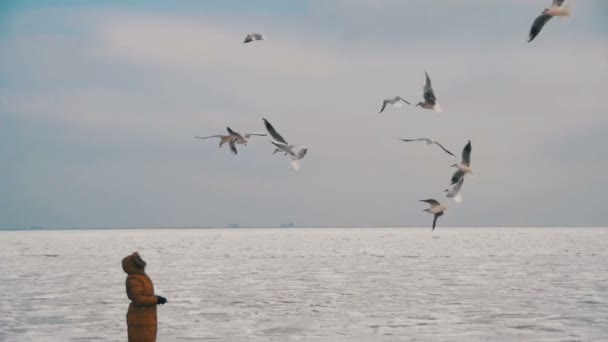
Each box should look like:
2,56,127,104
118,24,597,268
122,252,158,342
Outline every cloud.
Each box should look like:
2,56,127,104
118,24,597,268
1,4,607,228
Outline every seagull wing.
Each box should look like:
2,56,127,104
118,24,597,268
379,100,390,113
552,0,565,7
420,199,440,207
461,140,472,166
528,12,552,42
396,96,411,105
271,141,293,155
229,140,238,155
243,133,267,138
451,169,466,185
263,118,288,144
252,33,264,40
399,138,428,143
432,214,440,231
195,135,224,140
448,177,465,195
244,34,253,43
226,127,244,140
434,141,456,157
423,71,437,105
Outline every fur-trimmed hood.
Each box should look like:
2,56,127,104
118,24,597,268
122,252,147,275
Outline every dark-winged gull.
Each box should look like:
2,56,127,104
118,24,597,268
244,33,264,43
196,127,266,155
263,118,308,170
450,140,473,185
528,0,571,43
379,96,410,113
399,138,455,157
420,199,447,231
415,71,442,112
445,177,464,203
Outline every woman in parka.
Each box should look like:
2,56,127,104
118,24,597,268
122,252,167,342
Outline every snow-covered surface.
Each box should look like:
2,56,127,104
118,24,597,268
1,228,607,341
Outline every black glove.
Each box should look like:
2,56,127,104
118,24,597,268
156,295,167,305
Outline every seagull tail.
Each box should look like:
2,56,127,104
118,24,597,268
454,193,462,203
563,5,571,16
433,104,443,113
291,160,301,171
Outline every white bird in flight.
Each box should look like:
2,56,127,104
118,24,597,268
420,199,447,231
379,96,410,113
528,0,571,43
263,118,308,170
450,140,473,185
445,177,464,203
415,71,442,112
399,138,456,157
196,127,266,155
244,33,264,43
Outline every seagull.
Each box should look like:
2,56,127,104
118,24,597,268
196,127,266,155
445,177,464,203
399,138,456,157
450,140,473,185
244,33,264,43
528,0,571,43
379,96,410,113
415,71,442,112
420,199,447,231
263,118,308,170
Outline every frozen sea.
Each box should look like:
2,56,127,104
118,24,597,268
1,228,607,342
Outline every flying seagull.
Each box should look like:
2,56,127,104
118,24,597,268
528,0,571,43
415,71,442,112
399,138,456,157
379,96,410,113
450,140,473,185
263,118,308,170
420,199,447,231
445,177,464,203
244,33,264,43
196,127,266,155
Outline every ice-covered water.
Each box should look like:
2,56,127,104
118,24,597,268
1,228,607,341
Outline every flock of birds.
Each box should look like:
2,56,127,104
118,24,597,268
196,0,571,231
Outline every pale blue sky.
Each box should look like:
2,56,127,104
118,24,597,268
1,1,607,228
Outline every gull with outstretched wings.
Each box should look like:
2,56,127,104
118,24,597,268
244,33,264,43
399,138,455,157
420,199,447,231
263,118,308,170
415,71,442,112
450,140,473,185
196,127,266,155
445,177,465,203
379,96,410,113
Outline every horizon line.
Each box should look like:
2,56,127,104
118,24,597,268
2,225,607,231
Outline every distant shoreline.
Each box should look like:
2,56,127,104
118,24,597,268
1,226,607,231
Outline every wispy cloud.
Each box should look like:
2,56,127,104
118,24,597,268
1,2,607,228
